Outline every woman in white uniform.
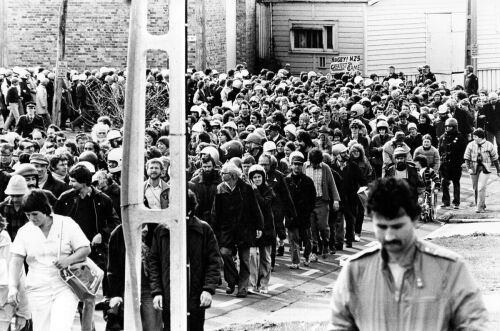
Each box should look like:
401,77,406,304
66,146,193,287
8,189,91,331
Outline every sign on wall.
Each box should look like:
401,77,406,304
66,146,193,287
330,55,361,73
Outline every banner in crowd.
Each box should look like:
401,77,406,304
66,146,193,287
330,55,361,74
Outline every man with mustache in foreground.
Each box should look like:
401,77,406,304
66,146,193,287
329,177,488,331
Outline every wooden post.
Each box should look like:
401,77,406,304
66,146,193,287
52,0,68,126
122,0,187,330
470,0,478,72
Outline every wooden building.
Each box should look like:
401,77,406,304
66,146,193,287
257,0,500,90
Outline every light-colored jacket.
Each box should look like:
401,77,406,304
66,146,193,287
0,231,30,322
329,239,488,331
464,139,500,174
35,84,48,115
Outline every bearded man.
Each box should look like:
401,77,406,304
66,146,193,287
188,154,221,223
384,147,425,201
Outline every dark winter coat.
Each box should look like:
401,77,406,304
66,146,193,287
438,130,467,180
405,133,423,155
483,101,500,133
102,182,121,219
266,169,297,219
385,164,425,199
453,107,474,137
149,216,221,312
340,160,368,204
188,171,221,223
107,224,126,299
211,178,264,248
15,115,45,137
369,134,393,166
107,223,157,299
417,122,437,146
5,86,20,104
254,184,276,247
42,171,70,198
464,73,478,95
19,80,32,105
0,171,11,203
284,173,316,229
0,198,28,240
54,186,120,244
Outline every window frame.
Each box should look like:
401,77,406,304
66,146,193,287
289,20,339,54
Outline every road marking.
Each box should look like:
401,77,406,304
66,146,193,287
299,269,320,276
268,283,283,291
317,259,338,266
212,299,242,308
364,241,379,247
335,255,349,261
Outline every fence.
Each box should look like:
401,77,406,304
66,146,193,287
402,69,500,92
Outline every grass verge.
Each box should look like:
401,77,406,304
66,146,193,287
428,234,500,292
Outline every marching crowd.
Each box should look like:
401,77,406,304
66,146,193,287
0,62,499,331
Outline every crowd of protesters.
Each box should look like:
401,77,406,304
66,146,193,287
0,61,499,331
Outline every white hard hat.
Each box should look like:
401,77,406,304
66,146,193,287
200,146,220,164
107,130,121,141
192,122,205,133
107,148,123,174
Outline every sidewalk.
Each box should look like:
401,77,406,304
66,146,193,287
435,173,500,223
425,173,500,330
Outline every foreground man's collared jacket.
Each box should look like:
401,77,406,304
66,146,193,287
329,239,488,331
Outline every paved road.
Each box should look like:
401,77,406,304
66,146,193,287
205,220,440,330
71,219,439,330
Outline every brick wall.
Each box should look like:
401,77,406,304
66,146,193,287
3,0,254,72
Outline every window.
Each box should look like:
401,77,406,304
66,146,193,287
290,20,338,53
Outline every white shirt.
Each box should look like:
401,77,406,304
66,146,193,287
388,262,406,291
11,214,90,291
144,180,164,210
394,169,408,180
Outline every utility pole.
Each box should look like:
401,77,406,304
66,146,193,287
122,0,187,330
465,0,478,71
52,0,69,126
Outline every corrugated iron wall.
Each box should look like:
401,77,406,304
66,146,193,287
256,2,271,59
478,69,500,91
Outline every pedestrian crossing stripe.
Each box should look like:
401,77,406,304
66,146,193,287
364,241,379,247
268,283,283,291
299,269,320,276
212,298,243,308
